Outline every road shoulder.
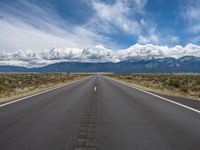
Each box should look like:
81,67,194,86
0,76,91,107
104,76,200,112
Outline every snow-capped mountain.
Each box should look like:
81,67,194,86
1,43,200,73
0,56,200,73
1,43,200,67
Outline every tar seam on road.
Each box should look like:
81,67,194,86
0,76,92,108
74,82,98,150
105,77,200,114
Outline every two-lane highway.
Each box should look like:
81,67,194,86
0,76,199,150
0,77,96,150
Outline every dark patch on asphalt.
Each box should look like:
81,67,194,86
74,79,98,150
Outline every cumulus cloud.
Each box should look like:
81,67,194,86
86,0,181,46
90,0,141,35
0,0,199,68
0,0,181,52
85,0,159,39
1,44,200,67
118,43,200,59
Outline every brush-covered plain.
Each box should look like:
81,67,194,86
107,74,200,100
0,73,89,103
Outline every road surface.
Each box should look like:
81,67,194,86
0,76,199,150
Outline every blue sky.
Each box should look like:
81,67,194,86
0,0,200,66
0,0,200,51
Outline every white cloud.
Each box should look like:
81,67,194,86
138,35,159,44
168,36,179,44
190,24,200,33
120,43,200,59
1,43,200,67
0,0,109,52
87,0,149,35
0,0,181,53
131,0,148,8
87,0,180,46
1,0,199,68
183,4,200,22
181,0,200,42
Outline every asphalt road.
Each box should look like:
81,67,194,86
0,76,199,150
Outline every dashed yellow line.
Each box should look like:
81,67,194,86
94,86,97,91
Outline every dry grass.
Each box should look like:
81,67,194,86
106,74,200,101
0,73,89,103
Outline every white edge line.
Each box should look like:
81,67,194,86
105,76,200,114
0,76,91,107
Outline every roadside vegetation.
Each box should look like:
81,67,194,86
107,74,200,100
0,73,89,103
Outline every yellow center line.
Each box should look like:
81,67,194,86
94,86,97,91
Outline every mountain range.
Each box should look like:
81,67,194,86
0,56,200,73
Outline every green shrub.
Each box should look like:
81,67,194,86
168,78,180,88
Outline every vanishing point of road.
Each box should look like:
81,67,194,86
0,76,199,150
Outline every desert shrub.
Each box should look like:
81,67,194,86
180,86,188,93
0,84,6,92
0,73,88,99
168,78,180,88
125,76,132,80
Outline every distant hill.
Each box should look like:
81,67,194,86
0,56,200,73
0,66,28,72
